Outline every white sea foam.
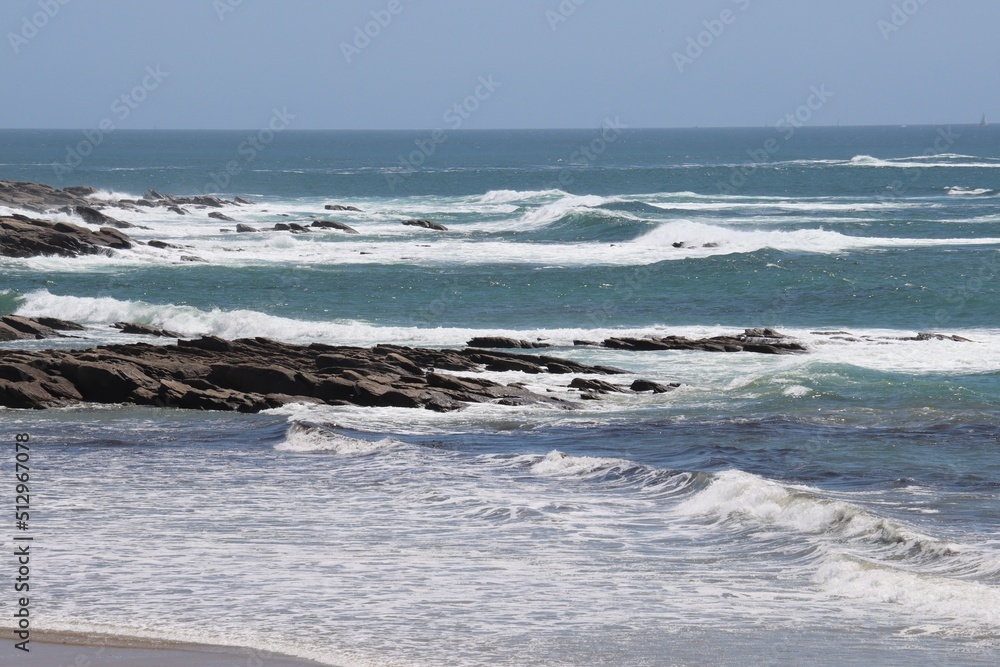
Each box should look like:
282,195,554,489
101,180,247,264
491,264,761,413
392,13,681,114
849,155,1000,169
275,422,405,456
13,291,1000,378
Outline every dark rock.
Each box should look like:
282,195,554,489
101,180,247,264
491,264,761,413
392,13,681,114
311,220,359,234
192,196,225,208
325,204,362,212
76,205,132,229
168,206,188,215
574,340,599,347
144,189,165,200
63,185,97,197
1,316,60,340
0,332,622,412
602,330,806,355
147,240,178,249
1,215,133,258
569,378,624,394
209,212,236,222
180,255,207,262
467,337,551,349
402,219,448,231
273,223,292,231
111,322,182,338
234,197,254,205
32,317,86,331
234,224,256,233
630,379,680,393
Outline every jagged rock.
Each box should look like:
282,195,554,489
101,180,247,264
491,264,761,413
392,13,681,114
1,215,133,258
63,185,97,197
569,378,624,394
32,317,86,331
111,322,182,338
602,330,806,355
311,220,359,234
75,206,132,229
467,337,551,349
402,219,448,231
234,197,254,205
180,255,207,262
147,240,179,249
236,224,258,233
630,379,680,393
168,206,188,215
325,204,361,212
0,316,59,340
903,333,974,343
192,196,224,208
144,189,165,200
0,333,625,412
209,212,236,222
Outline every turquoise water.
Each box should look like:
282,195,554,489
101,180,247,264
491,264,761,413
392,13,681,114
2,128,1000,666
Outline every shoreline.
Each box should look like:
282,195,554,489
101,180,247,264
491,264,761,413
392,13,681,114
19,630,335,666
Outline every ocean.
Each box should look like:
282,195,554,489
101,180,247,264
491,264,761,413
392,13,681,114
2,126,999,666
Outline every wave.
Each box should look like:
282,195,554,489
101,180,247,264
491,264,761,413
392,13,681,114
275,421,406,456
676,470,958,560
947,186,996,196
849,154,1000,169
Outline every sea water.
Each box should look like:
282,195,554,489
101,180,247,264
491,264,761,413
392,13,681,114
1,126,999,666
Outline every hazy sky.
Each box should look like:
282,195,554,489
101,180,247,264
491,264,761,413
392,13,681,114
1,0,997,130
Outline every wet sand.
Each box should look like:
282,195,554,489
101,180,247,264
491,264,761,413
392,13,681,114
4,631,335,666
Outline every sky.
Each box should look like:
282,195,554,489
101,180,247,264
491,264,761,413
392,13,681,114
1,0,997,130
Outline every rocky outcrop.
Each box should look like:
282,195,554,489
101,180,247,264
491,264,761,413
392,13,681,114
402,219,448,231
311,220,359,234
75,205,132,229
602,329,807,355
208,212,236,222
0,181,97,212
0,335,631,413
1,215,133,258
110,322,182,338
326,204,361,212
467,337,551,349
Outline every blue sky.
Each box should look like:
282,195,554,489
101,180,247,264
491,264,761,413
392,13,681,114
1,0,997,129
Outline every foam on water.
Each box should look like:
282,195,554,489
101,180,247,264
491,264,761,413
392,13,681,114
276,422,406,456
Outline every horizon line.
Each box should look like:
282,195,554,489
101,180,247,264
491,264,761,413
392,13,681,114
0,123,991,133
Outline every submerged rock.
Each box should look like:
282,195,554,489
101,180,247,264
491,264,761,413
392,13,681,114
602,329,807,355
402,219,448,231
311,220,359,234
466,337,550,349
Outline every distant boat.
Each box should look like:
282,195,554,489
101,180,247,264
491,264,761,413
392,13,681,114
981,113,989,127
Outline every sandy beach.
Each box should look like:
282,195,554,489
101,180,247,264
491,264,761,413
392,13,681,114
4,631,333,667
